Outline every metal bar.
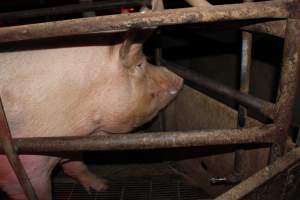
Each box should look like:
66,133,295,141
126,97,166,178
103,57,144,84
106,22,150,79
242,20,287,38
232,18,253,183
0,125,276,153
216,147,300,200
155,46,166,131
273,19,300,156
240,31,252,95
0,1,289,43
297,128,300,147
154,0,166,131
184,0,212,7
160,59,276,119
0,0,146,20
0,98,38,199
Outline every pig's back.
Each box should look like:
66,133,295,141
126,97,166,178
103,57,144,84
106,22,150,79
0,46,111,138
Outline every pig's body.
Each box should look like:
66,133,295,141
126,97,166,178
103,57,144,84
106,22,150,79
0,33,183,199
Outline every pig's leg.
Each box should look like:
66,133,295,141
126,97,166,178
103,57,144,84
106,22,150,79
0,155,57,200
3,177,51,200
61,160,108,193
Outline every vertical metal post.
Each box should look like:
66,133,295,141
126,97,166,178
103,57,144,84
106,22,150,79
233,25,253,182
296,128,300,147
154,0,166,131
155,38,166,131
0,98,38,200
273,18,300,159
227,0,253,183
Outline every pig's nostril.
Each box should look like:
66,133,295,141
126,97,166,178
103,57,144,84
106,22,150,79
169,90,178,95
168,78,183,95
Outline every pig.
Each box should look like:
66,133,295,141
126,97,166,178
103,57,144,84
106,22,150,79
0,27,183,199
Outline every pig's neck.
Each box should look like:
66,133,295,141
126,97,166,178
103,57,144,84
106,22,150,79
0,45,118,138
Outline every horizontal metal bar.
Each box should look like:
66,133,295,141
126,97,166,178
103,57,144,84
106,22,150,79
0,125,276,153
0,0,146,21
242,20,287,38
161,59,276,119
0,1,289,43
216,147,300,200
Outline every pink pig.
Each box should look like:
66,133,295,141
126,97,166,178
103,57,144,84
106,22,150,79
0,27,183,199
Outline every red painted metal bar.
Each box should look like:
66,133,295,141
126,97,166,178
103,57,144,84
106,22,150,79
0,98,38,200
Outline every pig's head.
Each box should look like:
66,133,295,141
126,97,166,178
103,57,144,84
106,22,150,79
95,29,183,133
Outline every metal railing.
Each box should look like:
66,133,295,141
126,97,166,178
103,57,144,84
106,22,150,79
0,0,299,199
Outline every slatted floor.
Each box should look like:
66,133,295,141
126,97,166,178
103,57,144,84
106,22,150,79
53,176,212,200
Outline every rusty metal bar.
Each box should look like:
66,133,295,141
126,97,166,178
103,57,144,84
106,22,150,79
216,147,300,200
297,128,300,147
154,0,166,131
273,19,300,156
0,98,38,199
0,125,276,153
0,0,146,20
0,1,289,43
238,27,253,126
160,59,276,119
155,46,167,132
232,16,254,183
242,20,287,38
239,31,252,96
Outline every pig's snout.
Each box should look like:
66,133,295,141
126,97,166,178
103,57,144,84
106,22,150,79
169,76,183,95
150,67,183,100
161,67,183,96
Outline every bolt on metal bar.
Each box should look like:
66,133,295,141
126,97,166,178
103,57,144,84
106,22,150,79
216,147,300,200
0,0,146,20
0,98,38,200
0,125,276,153
160,59,276,119
0,1,289,43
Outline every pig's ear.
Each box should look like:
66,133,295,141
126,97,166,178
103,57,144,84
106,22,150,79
119,28,154,61
118,0,164,63
151,0,164,11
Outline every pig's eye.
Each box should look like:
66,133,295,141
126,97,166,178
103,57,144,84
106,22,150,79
136,62,143,68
